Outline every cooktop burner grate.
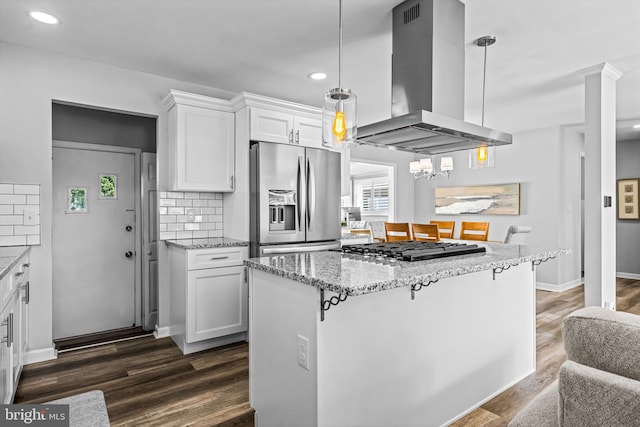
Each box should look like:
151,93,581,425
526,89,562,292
341,241,486,262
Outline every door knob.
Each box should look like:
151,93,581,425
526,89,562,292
125,225,133,232
125,251,133,258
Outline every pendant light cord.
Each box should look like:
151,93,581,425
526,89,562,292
481,43,487,127
338,0,342,91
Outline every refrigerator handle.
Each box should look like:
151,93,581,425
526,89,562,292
307,157,316,231
297,156,303,231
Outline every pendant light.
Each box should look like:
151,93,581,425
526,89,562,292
322,0,357,147
469,35,496,169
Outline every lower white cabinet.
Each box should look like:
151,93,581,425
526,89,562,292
0,302,13,404
169,245,248,354
187,266,247,342
0,247,30,404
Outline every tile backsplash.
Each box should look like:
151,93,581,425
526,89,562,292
0,183,41,246
159,191,223,240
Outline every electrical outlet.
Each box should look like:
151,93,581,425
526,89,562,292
297,334,310,370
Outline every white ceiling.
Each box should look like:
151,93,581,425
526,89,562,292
1,0,640,140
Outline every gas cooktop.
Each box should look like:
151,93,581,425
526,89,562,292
340,241,486,262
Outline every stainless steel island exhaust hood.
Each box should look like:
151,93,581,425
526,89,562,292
356,0,512,155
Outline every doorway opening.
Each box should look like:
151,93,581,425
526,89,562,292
51,102,157,350
346,161,395,222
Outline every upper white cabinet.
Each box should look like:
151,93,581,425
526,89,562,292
163,90,235,192
250,107,323,149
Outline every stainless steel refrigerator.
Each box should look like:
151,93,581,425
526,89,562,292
250,141,341,257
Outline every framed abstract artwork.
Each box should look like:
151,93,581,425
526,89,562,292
435,183,520,215
66,186,88,213
617,178,639,220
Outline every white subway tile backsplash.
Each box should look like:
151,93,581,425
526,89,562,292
175,231,192,239
160,231,177,240
167,223,184,232
0,195,26,205
0,235,26,246
26,235,41,245
158,191,224,240
14,184,40,195
159,215,177,224
0,183,41,246
14,225,39,235
0,216,23,226
159,199,176,207
176,199,193,207
167,207,184,215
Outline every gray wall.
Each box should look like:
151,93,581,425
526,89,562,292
616,139,640,275
52,103,157,152
413,126,584,288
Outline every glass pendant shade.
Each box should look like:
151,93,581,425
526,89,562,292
323,88,357,147
469,145,495,169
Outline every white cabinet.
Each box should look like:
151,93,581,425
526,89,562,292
0,248,29,404
169,245,248,354
187,266,247,342
163,90,235,192
0,301,13,404
250,107,323,148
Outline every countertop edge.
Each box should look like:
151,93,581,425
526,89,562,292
0,246,31,280
245,248,570,296
165,238,249,249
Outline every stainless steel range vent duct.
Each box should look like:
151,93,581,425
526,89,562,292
356,0,512,155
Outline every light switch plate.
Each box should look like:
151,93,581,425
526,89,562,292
23,208,38,226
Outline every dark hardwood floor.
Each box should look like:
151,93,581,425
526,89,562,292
15,278,639,426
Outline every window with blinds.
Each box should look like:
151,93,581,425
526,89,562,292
353,176,389,215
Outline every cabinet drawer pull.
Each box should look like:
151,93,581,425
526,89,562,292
22,263,30,268
209,256,230,261
15,271,24,278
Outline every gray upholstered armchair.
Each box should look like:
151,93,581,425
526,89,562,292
509,306,640,426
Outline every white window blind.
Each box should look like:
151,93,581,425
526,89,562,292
353,176,389,215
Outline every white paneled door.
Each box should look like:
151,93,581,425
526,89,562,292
53,144,139,339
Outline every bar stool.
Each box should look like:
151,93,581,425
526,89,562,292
383,222,411,242
459,221,490,241
429,220,455,239
411,223,441,242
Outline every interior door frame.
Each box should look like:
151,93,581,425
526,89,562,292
52,140,143,328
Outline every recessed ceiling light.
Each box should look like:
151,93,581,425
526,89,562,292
29,11,60,25
633,124,640,129
308,72,327,81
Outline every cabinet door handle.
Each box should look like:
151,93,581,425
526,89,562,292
1,314,10,348
15,271,23,278
209,256,230,261
8,313,13,347
22,263,30,269
295,130,300,144
230,175,234,190
22,281,30,304
289,130,294,144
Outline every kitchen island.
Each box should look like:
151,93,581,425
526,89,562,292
246,242,567,427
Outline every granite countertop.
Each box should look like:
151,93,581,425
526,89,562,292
0,246,30,279
245,242,570,296
165,237,249,249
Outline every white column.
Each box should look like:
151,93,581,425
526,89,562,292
583,63,622,308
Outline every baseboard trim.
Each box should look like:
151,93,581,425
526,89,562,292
536,278,583,292
154,325,171,339
617,272,640,280
24,347,57,365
